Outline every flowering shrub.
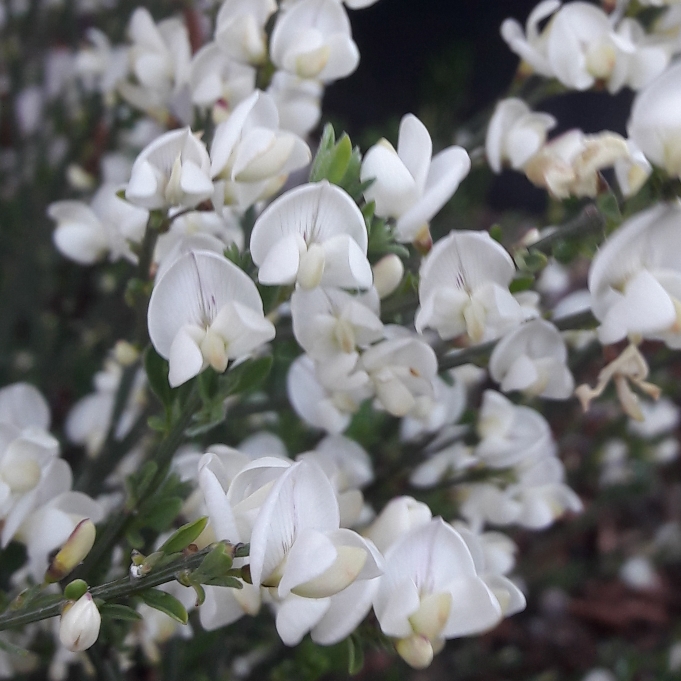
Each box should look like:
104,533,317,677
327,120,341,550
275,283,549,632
1,1,681,680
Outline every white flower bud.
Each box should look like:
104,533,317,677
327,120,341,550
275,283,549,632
372,254,404,299
59,593,101,652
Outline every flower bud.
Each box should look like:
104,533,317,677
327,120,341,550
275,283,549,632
45,519,96,583
372,254,404,299
59,593,101,652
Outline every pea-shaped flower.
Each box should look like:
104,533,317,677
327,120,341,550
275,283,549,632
147,250,275,387
360,114,470,243
250,181,372,289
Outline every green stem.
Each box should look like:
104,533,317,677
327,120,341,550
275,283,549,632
438,309,597,371
527,204,606,255
0,547,212,632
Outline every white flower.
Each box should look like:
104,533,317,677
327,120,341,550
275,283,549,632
291,286,383,362
250,181,371,289
373,518,502,669
189,43,256,111
270,0,359,81
126,128,214,210
48,184,149,265
248,460,382,644
147,250,275,387
267,72,323,138
524,129,631,199
210,90,311,211
628,61,681,177
416,231,523,343
474,390,556,469
214,0,277,65
364,496,432,554
286,354,369,433
613,139,652,198
489,319,574,399
59,593,101,652
501,2,670,92
121,8,191,119
486,98,556,173
360,114,470,243
588,202,681,346
360,335,438,418
460,456,582,530
628,397,679,438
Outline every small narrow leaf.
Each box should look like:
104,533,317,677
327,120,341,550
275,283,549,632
201,576,243,589
139,588,188,624
159,517,208,555
347,637,364,676
141,496,183,532
100,603,143,621
191,543,234,584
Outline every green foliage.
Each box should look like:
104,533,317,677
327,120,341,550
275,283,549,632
99,603,143,622
159,517,209,555
139,588,188,625
63,579,88,601
308,124,372,202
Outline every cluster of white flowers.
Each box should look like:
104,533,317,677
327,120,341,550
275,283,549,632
6,0,681,676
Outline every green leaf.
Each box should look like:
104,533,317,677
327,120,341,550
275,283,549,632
309,124,336,182
325,134,353,185
159,517,209,555
139,588,188,624
144,346,173,409
221,355,273,396
191,582,206,607
347,637,364,676
100,603,143,621
597,191,621,224
201,575,243,589
191,543,234,584
509,275,535,293
141,496,183,533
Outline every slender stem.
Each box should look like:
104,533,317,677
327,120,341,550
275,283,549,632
0,547,213,632
438,309,597,371
527,204,606,255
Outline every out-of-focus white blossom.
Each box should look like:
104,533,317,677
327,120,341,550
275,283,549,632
501,1,671,93
629,61,681,178
210,90,311,210
214,0,277,66
120,9,192,120
48,184,149,265
360,335,438,418
588,202,681,347
189,43,256,112
267,72,323,137
489,319,574,399
524,129,631,199
270,0,359,81
486,98,556,173
361,114,470,243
